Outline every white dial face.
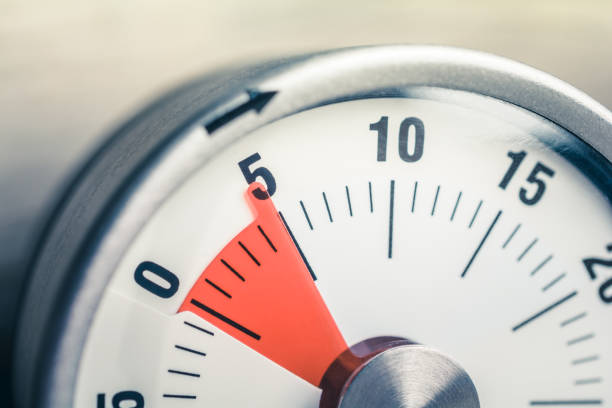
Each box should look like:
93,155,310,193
75,95,612,407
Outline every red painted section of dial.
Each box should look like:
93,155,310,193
178,183,347,386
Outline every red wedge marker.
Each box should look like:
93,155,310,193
179,183,347,386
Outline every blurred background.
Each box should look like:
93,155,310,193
1,0,611,403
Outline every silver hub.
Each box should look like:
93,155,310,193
338,345,480,408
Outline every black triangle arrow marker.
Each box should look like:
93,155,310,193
204,90,277,134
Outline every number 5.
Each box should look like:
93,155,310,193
238,153,277,199
519,162,555,205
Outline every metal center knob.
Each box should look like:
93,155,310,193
337,345,480,408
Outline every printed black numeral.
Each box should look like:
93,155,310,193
134,261,179,299
97,391,144,408
583,244,612,304
370,116,388,161
498,151,526,189
370,116,425,163
499,150,555,206
238,152,276,199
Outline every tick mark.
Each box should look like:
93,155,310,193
183,321,214,336
575,378,602,386
388,180,395,259
518,238,538,262
279,211,316,280
168,369,200,378
542,272,566,292
502,223,521,249
190,298,261,340
345,186,353,217
431,185,440,216
300,200,313,230
512,291,578,332
461,210,502,278
163,394,197,399
322,192,333,222
257,225,277,252
238,241,260,266
572,355,599,365
561,312,587,327
368,181,374,213
175,344,206,357
220,259,245,282
468,200,483,229
530,400,601,405
531,255,553,276
411,181,418,213
567,333,595,346
205,278,232,299
450,191,462,221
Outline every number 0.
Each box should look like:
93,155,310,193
398,117,425,162
134,261,179,299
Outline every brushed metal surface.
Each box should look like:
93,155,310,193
339,345,479,408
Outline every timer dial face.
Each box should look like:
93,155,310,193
74,94,611,407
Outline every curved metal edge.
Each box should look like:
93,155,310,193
13,45,611,407
262,45,611,161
